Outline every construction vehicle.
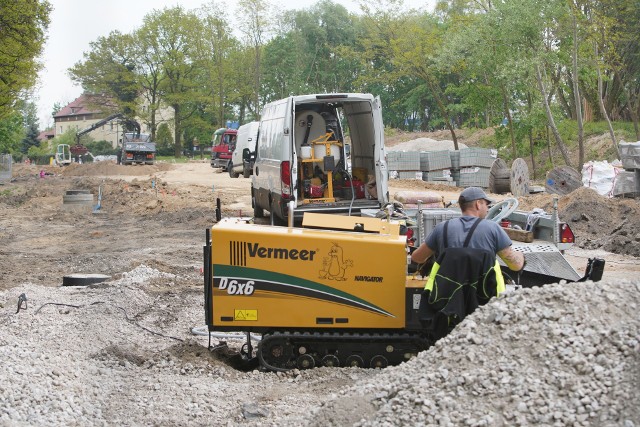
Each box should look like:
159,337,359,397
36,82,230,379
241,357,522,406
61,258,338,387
120,132,156,165
54,113,143,165
54,144,72,166
210,128,238,171
203,201,605,372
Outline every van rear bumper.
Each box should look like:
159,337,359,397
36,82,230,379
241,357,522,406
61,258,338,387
290,200,382,219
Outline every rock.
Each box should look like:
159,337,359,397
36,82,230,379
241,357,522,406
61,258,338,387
241,403,270,420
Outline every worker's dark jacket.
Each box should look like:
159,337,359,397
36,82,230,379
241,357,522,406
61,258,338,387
419,218,505,339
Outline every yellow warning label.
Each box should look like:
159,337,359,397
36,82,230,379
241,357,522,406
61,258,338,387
234,309,258,321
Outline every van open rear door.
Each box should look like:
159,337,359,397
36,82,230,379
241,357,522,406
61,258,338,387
373,96,389,204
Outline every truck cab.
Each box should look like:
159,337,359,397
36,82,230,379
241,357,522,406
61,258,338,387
210,128,238,171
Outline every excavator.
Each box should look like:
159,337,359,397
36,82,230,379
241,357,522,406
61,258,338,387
54,113,144,165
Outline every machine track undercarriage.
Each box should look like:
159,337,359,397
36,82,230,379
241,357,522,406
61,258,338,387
255,331,431,371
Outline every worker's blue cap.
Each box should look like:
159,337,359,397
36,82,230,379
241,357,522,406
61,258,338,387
459,187,494,204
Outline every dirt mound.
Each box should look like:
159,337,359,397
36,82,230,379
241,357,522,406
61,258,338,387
517,187,640,257
61,161,173,177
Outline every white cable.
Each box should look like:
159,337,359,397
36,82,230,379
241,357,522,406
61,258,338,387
526,208,545,231
191,326,262,341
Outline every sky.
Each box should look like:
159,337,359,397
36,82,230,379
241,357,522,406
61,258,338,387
35,0,434,129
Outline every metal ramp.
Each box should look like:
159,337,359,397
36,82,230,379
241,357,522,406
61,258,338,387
503,240,581,282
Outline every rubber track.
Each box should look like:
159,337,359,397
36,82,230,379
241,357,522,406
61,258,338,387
258,331,432,372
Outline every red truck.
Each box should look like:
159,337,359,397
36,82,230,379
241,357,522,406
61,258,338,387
210,128,238,171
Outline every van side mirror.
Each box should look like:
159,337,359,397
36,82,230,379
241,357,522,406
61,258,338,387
243,148,251,161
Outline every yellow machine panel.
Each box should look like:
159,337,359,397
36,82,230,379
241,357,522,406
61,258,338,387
209,217,408,330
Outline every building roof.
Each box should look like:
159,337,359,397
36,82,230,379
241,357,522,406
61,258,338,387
37,130,55,141
54,94,114,118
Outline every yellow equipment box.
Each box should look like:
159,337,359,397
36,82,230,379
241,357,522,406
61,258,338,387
209,216,408,330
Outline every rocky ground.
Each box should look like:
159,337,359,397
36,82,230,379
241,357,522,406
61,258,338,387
1,160,639,426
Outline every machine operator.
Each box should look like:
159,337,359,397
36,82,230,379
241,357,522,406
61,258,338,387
411,187,526,338
411,186,525,273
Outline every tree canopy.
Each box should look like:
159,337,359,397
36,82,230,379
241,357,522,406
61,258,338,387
61,0,639,165
0,0,51,119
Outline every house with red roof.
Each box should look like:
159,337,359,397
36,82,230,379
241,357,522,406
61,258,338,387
37,130,55,143
53,94,123,148
53,94,174,149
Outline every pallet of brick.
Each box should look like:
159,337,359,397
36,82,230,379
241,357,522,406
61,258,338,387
619,141,640,170
387,151,420,171
451,170,460,186
420,150,451,171
450,150,460,169
397,171,423,180
458,166,491,188
613,170,639,197
422,169,452,182
459,148,498,168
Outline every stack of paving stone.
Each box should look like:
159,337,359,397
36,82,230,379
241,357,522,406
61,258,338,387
616,141,640,197
450,148,498,188
387,151,422,179
420,150,454,185
388,150,453,183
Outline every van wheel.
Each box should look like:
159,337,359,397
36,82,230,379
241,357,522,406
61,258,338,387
228,162,239,178
253,194,264,218
242,164,251,178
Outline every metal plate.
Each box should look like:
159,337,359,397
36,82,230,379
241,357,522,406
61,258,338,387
500,241,581,282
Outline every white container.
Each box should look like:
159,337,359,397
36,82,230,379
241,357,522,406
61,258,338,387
313,144,341,162
300,145,312,159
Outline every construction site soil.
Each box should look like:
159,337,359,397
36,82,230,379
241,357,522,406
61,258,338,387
1,160,639,426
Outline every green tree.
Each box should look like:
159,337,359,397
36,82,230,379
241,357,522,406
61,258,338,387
141,7,204,157
27,139,52,158
0,110,24,154
0,0,51,119
84,140,117,156
155,122,174,156
133,26,167,141
195,2,240,127
20,101,40,154
238,0,273,115
68,31,138,116
288,1,359,93
360,6,462,146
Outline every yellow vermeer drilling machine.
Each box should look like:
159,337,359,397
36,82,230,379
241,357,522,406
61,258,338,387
203,207,604,371
203,213,431,371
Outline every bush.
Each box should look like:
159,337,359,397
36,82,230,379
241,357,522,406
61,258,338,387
84,140,118,156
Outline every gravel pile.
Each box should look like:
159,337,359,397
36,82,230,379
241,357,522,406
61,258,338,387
2,268,638,426
308,279,640,426
0,265,376,426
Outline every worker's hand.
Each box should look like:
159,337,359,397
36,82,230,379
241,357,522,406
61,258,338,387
411,242,434,264
498,246,525,272
519,258,527,272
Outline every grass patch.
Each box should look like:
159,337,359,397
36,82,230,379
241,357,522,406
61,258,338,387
156,156,193,164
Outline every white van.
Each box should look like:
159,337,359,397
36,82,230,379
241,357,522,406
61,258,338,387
229,121,260,178
251,93,389,223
